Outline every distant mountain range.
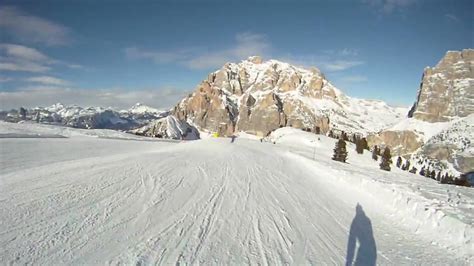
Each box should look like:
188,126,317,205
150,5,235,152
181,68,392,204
0,103,168,130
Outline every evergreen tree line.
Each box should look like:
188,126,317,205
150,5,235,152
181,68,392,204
325,129,470,187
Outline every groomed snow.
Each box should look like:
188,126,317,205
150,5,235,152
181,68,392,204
0,124,472,264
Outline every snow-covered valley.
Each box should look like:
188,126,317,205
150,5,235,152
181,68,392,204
0,123,472,264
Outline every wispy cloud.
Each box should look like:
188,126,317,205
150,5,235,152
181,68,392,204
0,61,50,73
0,87,188,110
0,6,71,46
125,32,270,70
341,75,369,83
279,48,365,72
362,0,420,13
444,13,460,22
25,76,71,86
323,60,365,71
0,77,13,83
185,33,270,69
0,43,82,73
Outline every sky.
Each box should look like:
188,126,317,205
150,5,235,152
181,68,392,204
0,0,472,110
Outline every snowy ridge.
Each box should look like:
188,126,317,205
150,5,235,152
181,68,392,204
0,121,174,141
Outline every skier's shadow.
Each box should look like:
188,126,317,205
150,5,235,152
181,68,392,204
345,203,377,266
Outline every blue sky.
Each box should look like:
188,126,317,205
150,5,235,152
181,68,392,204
0,0,472,109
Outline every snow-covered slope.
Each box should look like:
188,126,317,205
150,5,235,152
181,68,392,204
0,123,472,264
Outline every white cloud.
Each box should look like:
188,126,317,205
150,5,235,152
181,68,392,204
0,87,188,110
0,43,50,61
0,6,70,46
124,47,190,64
281,54,365,72
0,77,12,83
444,14,460,22
0,43,81,73
25,76,70,86
322,60,365,71
341,75,369,83
362,0,419,13
0,61,51,73
186,32,270,69
125,32,270,70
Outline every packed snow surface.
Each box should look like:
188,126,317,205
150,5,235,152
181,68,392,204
0,124,472,264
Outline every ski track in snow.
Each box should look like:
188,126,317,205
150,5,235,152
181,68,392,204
0,134,472,264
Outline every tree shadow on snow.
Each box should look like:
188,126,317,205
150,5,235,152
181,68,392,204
345,203,377,266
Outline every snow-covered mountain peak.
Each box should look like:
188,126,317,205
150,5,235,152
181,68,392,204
127,103,162,115
174,57,405,136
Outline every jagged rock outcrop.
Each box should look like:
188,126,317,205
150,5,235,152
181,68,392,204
367,130,423,156
173,56,405,137
408,49,474,122
130,115,200,140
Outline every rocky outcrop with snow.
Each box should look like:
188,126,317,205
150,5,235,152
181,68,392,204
130,115,200,140
408,49,474,122
369,49,473,173
173,56,406,137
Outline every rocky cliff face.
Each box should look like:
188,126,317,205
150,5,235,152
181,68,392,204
408,49,474,122
370,49,473,173
173,56,405,136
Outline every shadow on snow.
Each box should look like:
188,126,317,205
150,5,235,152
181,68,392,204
346,203,377,266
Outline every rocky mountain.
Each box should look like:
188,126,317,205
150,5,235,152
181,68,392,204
172,56,406,137
369,49,473,173
1,103,168,130
408,49,474,122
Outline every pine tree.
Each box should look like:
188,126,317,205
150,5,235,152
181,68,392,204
328,130,334,138
19,107,27,120
372,145,378,161
419,167,426,176
430,170,436,180
355,138,364,154
314,126,320,135
403,160,411,171
332,138,348,163
379,147,392,171
360,137,369,150
396,156,403,168
341,131,348,141
351,133,358,144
